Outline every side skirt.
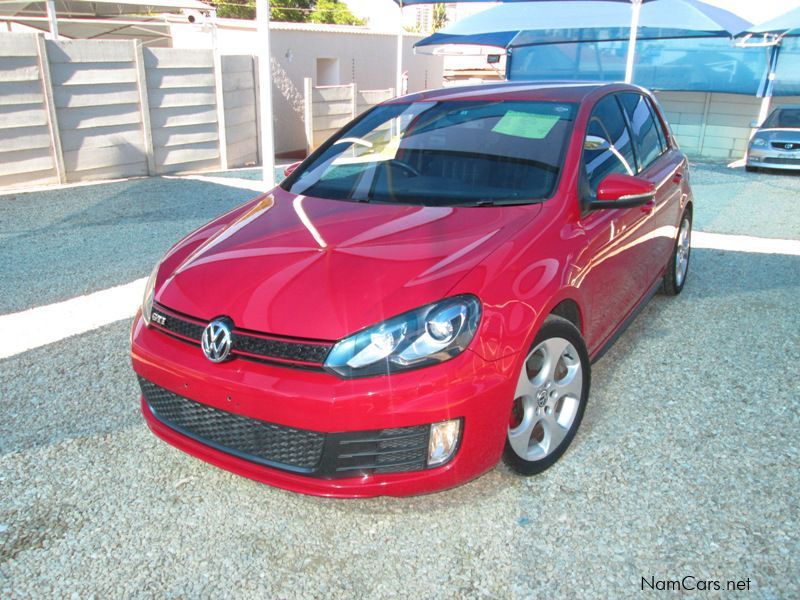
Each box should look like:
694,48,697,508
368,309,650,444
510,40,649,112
589,278,663,364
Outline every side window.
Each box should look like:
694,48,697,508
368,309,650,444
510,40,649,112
583,95,635,198
619,93,664,170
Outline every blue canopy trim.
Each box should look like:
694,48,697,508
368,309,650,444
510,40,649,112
773,37,800,95
507,38,777,96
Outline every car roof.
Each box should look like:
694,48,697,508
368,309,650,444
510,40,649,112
392,81,640,105
773,104,800,110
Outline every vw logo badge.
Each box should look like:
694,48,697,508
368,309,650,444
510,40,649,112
201,318,233,363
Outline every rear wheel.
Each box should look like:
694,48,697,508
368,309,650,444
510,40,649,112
503,316,590,475
662,209,692,296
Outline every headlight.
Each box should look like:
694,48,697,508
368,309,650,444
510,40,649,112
141,264,159,326
324,295,481,378
751,137,767,147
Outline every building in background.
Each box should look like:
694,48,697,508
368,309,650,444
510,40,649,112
170,18,443,156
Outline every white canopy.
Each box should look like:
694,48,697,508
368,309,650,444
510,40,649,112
0,0,212,17
3,15,172,44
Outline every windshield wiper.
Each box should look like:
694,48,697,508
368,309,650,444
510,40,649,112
453,198,543,207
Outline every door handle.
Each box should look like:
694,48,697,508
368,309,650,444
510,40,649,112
672,172,683,183
641,199,656,214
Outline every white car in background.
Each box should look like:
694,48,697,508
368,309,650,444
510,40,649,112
746,106,800,172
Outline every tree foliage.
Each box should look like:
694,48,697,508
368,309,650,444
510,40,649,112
212,0,255,20
211,0,363,25
309,0,365,26
272,0,314,22
432,3,447,31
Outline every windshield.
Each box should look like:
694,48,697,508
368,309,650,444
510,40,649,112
283,100,577,206
764,108,800,129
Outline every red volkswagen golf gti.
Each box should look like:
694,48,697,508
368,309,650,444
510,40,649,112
131,82,693,497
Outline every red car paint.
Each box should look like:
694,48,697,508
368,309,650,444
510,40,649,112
131,82,693,497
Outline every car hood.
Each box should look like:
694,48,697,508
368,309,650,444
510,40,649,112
156,187,541,341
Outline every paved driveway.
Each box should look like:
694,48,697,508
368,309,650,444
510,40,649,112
1,165,798,598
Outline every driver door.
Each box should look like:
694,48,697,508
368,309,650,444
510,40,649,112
576,94,652,353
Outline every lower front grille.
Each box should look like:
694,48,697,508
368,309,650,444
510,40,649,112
763,157,800,165
140,377,324,472
139,377,434,478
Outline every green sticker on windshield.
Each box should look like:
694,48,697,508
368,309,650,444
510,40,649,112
492,111,560,139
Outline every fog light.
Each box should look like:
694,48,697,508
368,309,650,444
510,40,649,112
427,419,461,467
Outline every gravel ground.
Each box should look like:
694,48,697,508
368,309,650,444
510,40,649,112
1,164,798,598
0,178,255,314
689,162,800,239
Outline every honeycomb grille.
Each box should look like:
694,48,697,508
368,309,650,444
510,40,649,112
233,333,331,364
140,378,439,478
150,303,332,367
152,308,205,340
139,377,325,472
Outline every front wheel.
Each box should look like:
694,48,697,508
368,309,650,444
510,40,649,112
503,316,590,475
662,209,692,296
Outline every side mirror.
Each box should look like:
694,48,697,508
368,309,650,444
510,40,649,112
283,161,302,177
589,173,655,210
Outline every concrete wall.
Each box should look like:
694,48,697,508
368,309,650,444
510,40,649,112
0,33,259,190
145,48,221,174
304,81,393,152
221,55,258,169
170,21,445,156
655,91,800,160
49,39,148,182
0,34,60,189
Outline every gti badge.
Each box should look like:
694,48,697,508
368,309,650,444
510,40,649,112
151,311,166,326
201,318,233,363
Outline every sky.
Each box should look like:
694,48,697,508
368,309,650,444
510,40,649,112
702,0,800,23
345,0,800,32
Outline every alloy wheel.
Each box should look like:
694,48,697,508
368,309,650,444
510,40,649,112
675,217,691,287
508,337,583,461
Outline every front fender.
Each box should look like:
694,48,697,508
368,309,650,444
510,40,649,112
451,232,588,363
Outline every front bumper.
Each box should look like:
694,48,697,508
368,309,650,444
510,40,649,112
746,148,800,170
131,313,517,497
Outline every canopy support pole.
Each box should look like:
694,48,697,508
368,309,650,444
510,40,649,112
256,0,275,186
624,0,642,84
396,3,404,97
45,0,58,40
755,44,780,128
209,8,218,49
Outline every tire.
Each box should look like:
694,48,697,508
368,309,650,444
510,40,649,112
662,208,692,296
503,315,590,475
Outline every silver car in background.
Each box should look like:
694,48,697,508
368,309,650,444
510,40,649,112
746,106,800,172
